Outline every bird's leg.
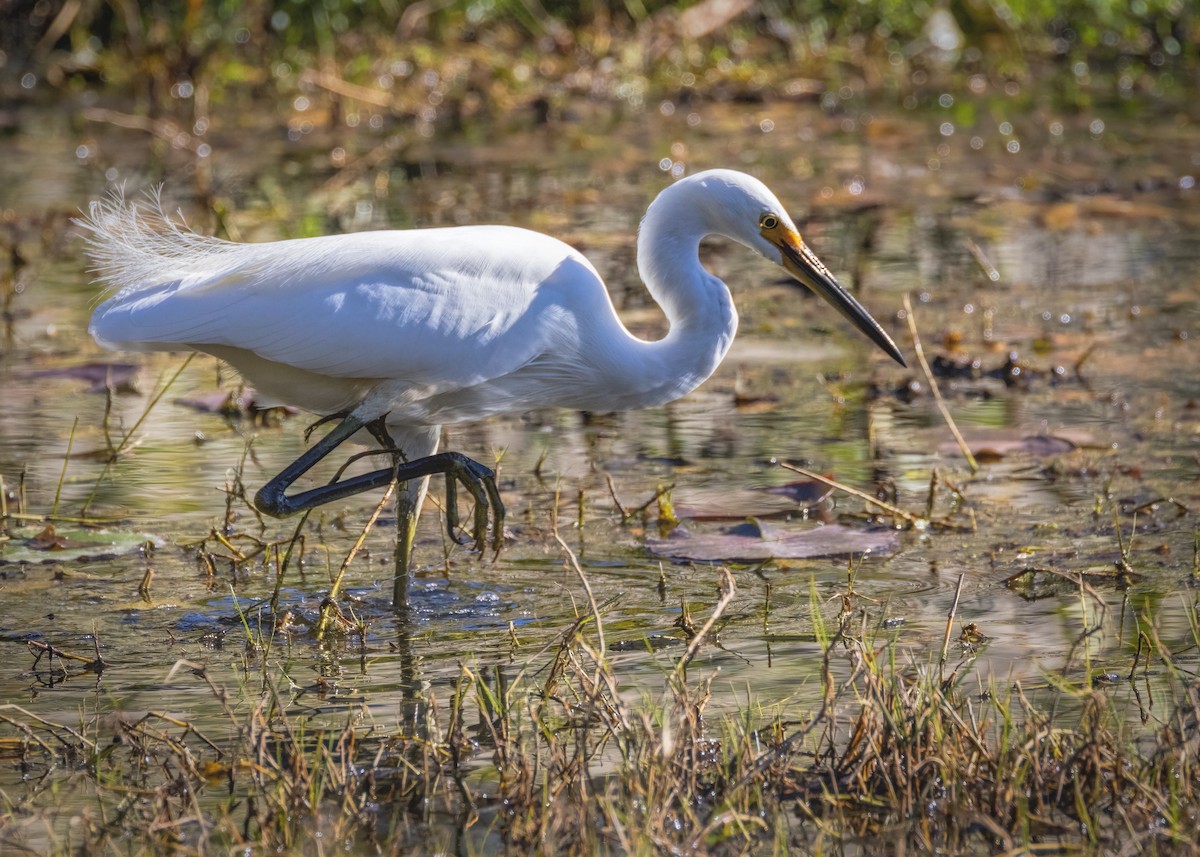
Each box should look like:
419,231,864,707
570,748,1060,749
342,417,502,555
253,414,503,555
344,448,503,553
393,483,420,605
362,416,403,455
358,419,424,597
254,414,389,515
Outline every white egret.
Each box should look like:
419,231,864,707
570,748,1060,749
82,169,905,580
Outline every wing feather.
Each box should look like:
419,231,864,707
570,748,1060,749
85,195,603,396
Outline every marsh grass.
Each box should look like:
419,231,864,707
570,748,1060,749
2,559,1198,856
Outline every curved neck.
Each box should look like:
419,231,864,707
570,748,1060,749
614,203,737,407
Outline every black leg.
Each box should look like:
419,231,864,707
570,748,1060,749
253,414,504,553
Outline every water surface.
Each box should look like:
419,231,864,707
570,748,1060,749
1,91,1198,834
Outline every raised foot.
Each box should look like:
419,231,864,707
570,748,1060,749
252,415,504,556
430,451,505,555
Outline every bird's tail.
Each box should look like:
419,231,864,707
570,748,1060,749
76,188,236,295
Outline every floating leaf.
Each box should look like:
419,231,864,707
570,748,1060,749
1,525,159,565
26,524,79,551
941,431,1083,460
733,391,780,413
1041,202,1079,230
29,362,139,393
200,759,232,783
647,520,898,562
672,487,801,521
609,635,681,652
176,390,296,416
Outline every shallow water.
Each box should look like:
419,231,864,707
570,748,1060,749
1,89,1198,837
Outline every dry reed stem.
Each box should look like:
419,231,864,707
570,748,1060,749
778,460,920,524
555,531,606,660
939,572,966,681
330,493,394,604
672,567,736,679
0,703,99,754
963,236,1000,282
902,293,979,473
604,472,630,517
26,639,97,665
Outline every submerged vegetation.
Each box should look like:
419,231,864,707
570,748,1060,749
3,559,1199,854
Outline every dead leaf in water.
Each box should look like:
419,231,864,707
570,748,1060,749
27,524,73,550
1041,196,1175,230
940,431,1084,460
29,362,139,393
1041,202,1079,230
3,525,159,564
647,520,898,562
1080,196,1175,219
672,488,800,521
733,391,780,413
176,390,296,418
200,759,232,783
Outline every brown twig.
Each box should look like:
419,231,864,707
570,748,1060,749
81,107,207,154
673,567,737,679
625,483,676,521
555,532,605,659
0,704,98,752
777,461,919,524
963,237,1000,282
605,473,631,518
939,573,966,682
317,479,398,639
902,294,979,473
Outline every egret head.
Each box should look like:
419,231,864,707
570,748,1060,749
680,169,907,367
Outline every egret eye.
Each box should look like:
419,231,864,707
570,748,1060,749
759,213,779,230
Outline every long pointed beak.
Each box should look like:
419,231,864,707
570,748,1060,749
778,231,907,367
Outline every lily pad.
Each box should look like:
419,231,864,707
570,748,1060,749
940,431,1085,460
0,524,159,565
647,520,899,562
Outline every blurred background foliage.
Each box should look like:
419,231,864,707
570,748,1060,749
2,0,1195,124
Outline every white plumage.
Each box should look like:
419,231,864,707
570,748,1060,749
82,170,904,578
